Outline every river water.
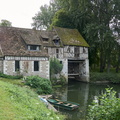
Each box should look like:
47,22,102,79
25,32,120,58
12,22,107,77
53,79,120,120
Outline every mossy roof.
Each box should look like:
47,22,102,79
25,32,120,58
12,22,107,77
0,27,48,57
54,27,89,47
20,30,42,45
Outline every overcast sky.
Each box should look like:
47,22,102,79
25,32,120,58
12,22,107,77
0,0,50,28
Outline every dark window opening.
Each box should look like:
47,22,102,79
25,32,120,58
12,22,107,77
60,61,62,64
83,47,86,53
74,47,80,57
53,40,60,45
15,61,20,71
42,38,49,42
28,45,40,51
34,61,39,71
56,49,59,58
67,47,70,52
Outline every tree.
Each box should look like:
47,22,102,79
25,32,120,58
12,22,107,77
0,19,12,27
84,0,119,72
110,0,120,72
32,0,120,72
32,0,60,30
50,9,74,29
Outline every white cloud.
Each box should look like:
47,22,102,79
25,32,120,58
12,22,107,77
0,0,50,28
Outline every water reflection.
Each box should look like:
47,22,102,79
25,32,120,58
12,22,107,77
53,80,120,120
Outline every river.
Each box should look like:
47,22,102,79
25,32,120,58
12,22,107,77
53,79,120,120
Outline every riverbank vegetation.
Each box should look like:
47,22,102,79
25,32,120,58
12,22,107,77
87,88,120,120
24,76,53,94
90,72,120,83
0,80,64,120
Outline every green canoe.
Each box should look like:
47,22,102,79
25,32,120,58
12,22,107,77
47,98,80,110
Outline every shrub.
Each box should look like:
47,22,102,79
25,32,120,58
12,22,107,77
87,88,120,120
50,58,63,75
51,75,66,85
90,72,120,83
0,72,23,79
50,58,66,85
24,76,53,94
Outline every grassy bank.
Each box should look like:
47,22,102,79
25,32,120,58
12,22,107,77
0,80,64,120
90,72,120,83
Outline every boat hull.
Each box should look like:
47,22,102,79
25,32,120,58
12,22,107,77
47,99,79,110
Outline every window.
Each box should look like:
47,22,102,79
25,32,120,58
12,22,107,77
15,61,20,71
60,61,62,64
46,48,48,53
53,40,60,45
34,61,39,71
28,45,40,51
67,47,70,52
42,38,49,43
74,47,79,57
56,49,59,58
83,47,86,53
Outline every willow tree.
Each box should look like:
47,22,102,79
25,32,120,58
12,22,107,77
32,0,60,30
0,19,12,27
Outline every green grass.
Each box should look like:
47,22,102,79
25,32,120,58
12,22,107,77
90,67,120,73
0,77,24,86
0,81,65,120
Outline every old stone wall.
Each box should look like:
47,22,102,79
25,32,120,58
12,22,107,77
0,60,3,72
78,59,89,82
3,60,49,79
3,60,14,75
60,58,68,82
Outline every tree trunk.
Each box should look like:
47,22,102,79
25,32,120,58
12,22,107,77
116,49,120,73
107,56,111,73
100,52,104,72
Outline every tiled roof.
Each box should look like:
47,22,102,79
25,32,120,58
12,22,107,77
20,30,42,45
54,27,89,47
0,27,48,57
0,26,89,57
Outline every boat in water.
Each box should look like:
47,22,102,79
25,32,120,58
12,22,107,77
47,98,79,110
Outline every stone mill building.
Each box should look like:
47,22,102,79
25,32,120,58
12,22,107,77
0,26,89,82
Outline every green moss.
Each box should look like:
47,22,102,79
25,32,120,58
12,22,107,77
54,26,89,47
0,81,65,120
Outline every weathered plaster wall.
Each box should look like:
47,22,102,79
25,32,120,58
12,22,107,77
79,59,89,82
3,60,14,75
60,58,68,82
48,48,64,59
0,60,3,72
40,61,49,79
48,46,88,60
3,59,49,79
48,46,89,82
